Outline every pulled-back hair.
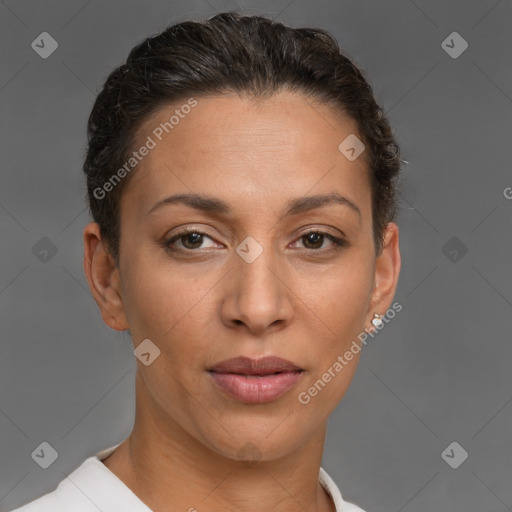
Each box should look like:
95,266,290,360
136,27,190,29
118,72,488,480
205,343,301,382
83,11,401,265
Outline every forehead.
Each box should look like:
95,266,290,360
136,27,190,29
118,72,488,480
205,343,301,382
121,91,371,219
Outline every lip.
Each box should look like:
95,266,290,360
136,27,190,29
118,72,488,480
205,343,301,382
207,356,304,404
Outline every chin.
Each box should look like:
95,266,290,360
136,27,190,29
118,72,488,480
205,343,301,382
190,409,316,464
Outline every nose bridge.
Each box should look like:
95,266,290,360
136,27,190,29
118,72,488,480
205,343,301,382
227,232,293,331
236,233,282,300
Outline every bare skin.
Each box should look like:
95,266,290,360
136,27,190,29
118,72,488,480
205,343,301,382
83,90,401,512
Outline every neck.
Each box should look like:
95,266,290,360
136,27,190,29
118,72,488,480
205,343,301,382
102,370,335,512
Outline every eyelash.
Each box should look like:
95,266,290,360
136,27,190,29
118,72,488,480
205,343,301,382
162,228,348,254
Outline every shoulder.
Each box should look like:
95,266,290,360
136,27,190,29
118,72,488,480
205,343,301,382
7,443,151,512
319,466,367,512
7,457,107,512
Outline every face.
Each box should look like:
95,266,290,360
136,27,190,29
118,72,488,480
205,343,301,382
84,90,400,462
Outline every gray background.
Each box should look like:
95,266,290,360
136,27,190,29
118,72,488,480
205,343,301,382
1,0,511,510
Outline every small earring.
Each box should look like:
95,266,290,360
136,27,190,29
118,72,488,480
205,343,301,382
371,313,384,327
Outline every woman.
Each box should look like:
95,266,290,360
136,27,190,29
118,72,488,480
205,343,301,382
11,11,401,512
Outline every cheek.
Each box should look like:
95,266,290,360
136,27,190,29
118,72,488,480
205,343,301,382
122,240,374,354
121,259,210,404
120,254,218,381
121,248,203,334
304,255,374,338
296,254,373,401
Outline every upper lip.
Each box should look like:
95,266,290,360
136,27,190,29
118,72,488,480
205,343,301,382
208,356,303,375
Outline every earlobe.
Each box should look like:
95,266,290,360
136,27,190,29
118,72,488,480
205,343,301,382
83,222,129,331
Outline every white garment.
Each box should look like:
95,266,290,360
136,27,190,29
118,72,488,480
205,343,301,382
9,443,366,512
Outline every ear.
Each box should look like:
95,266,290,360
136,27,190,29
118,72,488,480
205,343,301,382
366,222,401,328
83,222,129,331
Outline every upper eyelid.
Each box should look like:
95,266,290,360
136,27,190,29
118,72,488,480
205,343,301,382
168,222,345,237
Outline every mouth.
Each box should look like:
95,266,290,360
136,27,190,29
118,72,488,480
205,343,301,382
207,356,304,404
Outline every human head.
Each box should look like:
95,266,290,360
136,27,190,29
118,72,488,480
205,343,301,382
83,11,401,267
82,12,401,464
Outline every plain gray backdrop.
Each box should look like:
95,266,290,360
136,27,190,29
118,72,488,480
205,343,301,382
1,1,511,511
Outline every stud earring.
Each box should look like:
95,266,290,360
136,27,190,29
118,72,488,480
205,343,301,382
371,313,384,328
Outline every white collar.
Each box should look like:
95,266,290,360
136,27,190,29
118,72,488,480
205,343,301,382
14,442,365,511
95,443,366,511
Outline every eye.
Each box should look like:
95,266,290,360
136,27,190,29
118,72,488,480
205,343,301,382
163,230,219,252
291,230,347,251
162,228,348,254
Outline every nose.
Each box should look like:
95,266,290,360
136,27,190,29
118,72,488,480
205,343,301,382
220,238,294,336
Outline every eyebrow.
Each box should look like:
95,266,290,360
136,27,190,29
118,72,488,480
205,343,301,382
146,192,361,221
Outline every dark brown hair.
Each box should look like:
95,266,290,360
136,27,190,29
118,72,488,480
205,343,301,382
83,11,401,266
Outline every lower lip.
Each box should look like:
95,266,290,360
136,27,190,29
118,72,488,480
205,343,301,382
208,371,304,404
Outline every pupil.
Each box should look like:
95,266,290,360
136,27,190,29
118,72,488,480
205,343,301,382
306,233,322,248
185,233,202,248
